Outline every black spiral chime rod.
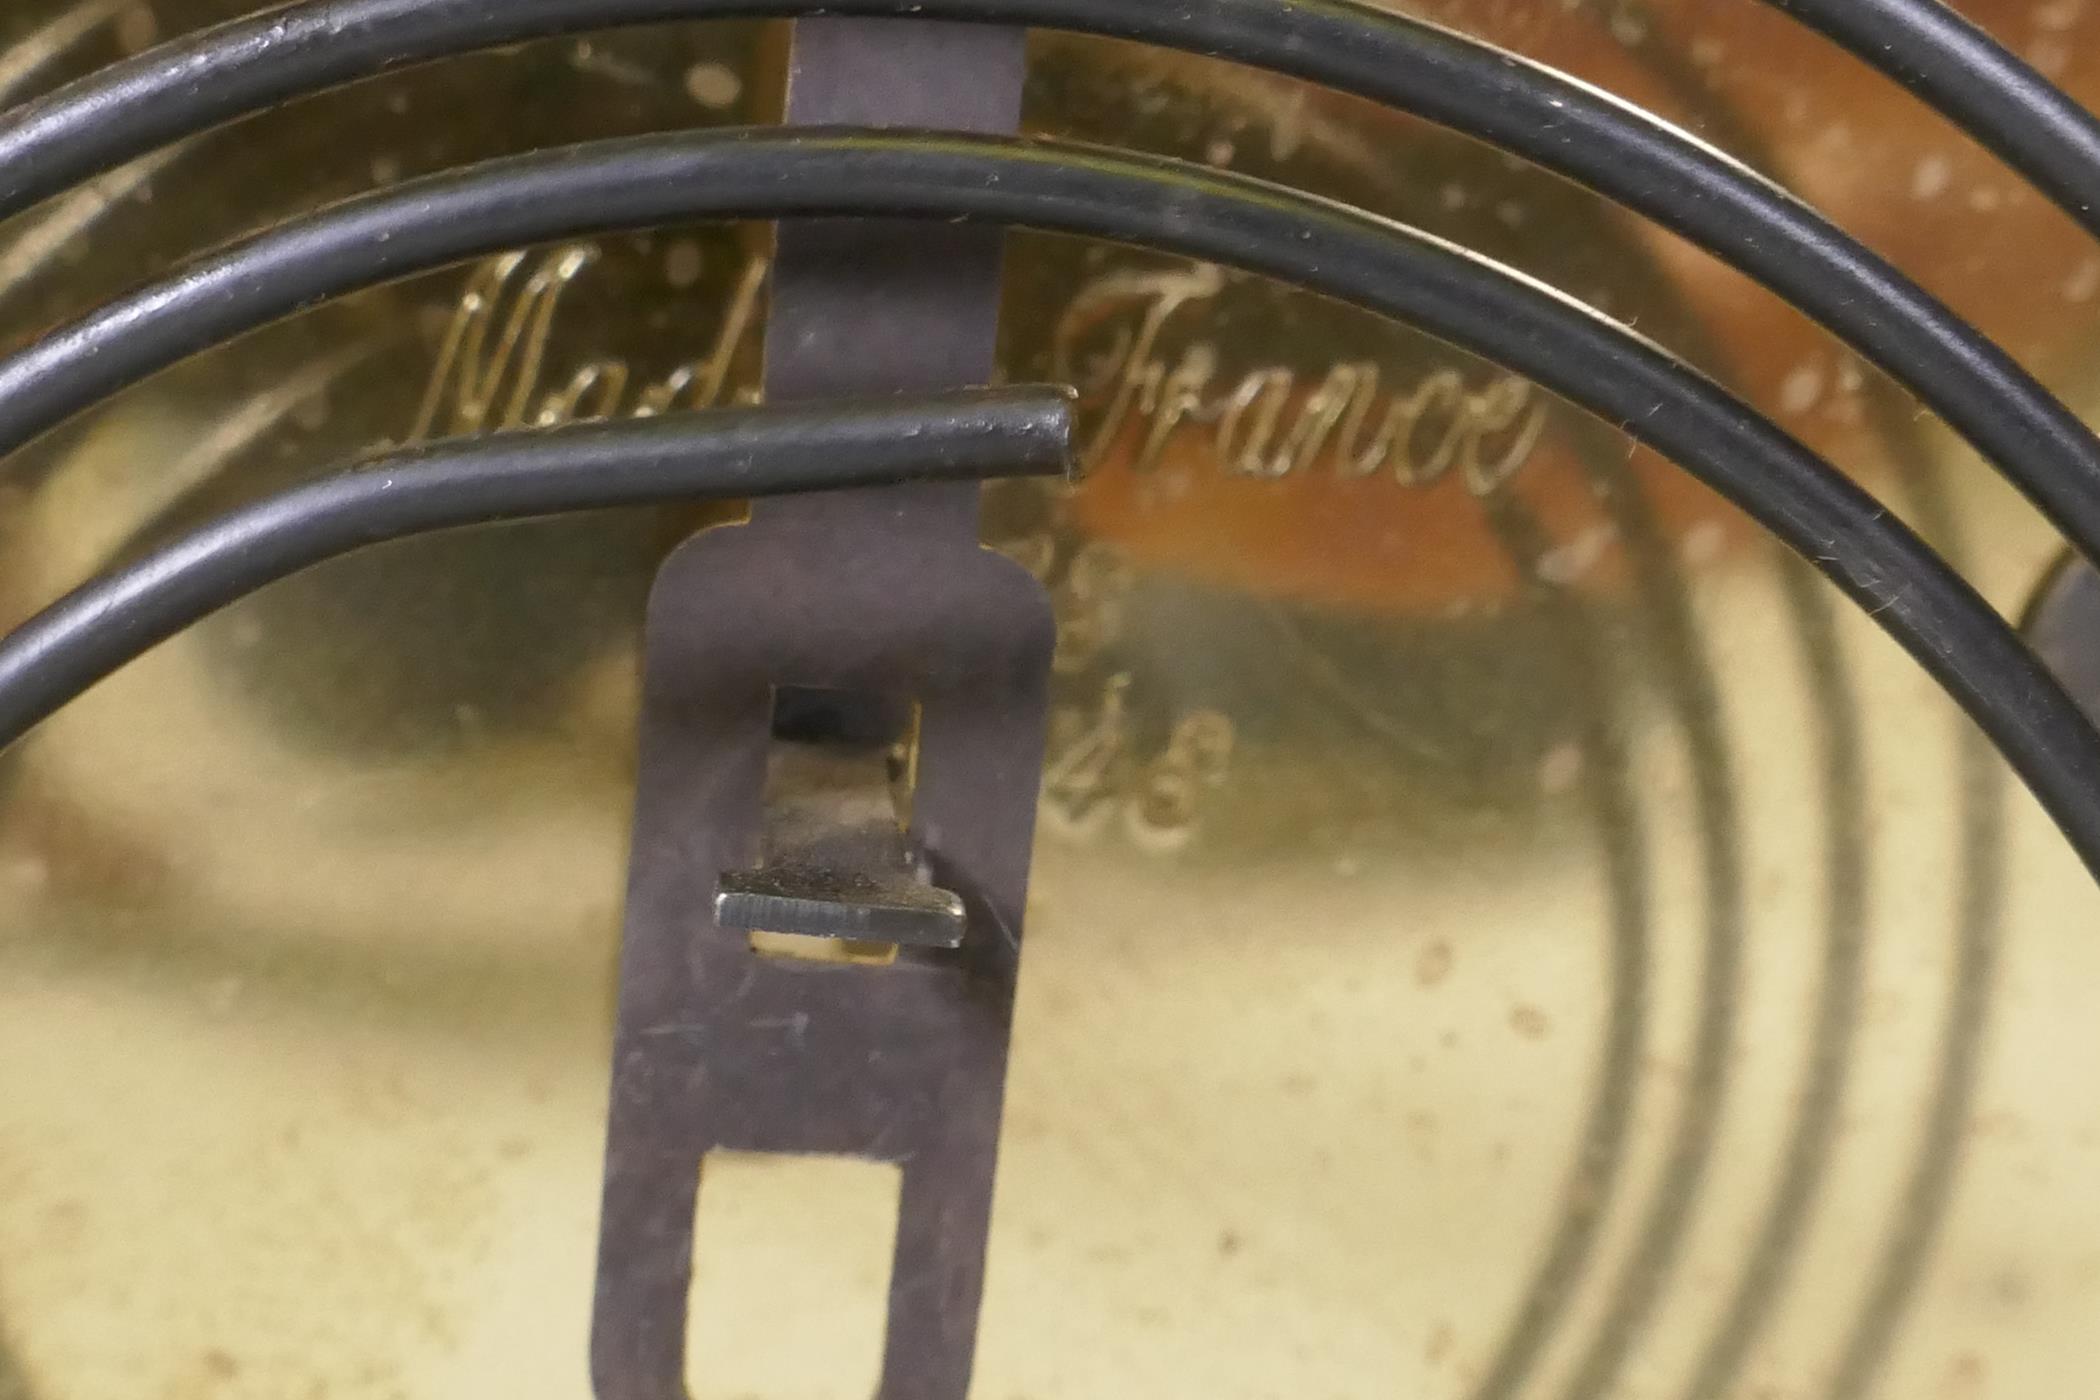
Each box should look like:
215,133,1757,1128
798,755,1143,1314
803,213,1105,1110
0,127,2094,882
8,0,2100,591
0,2,2083,1400
0,388,1077,756
1766,0,2100,235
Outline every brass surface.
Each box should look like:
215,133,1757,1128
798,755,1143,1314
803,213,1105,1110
1,2,2100,1396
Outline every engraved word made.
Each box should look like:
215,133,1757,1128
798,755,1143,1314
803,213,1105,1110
409,247,1550,498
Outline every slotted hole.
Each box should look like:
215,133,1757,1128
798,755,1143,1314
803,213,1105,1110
686,1152,903,1398
747,929,901,967
744,685,926,966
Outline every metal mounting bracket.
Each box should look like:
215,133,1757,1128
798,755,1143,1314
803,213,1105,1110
590,17,1044,1399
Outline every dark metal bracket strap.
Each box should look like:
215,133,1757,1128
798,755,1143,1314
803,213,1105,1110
589,19,1049,1398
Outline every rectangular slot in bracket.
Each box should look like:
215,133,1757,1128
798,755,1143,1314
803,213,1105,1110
686,1151,902,1398
721,686,964,958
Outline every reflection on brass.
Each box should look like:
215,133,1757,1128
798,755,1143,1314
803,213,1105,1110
3,2,2100,1398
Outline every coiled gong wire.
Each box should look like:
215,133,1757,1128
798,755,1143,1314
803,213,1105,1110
1,1,2097,1396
